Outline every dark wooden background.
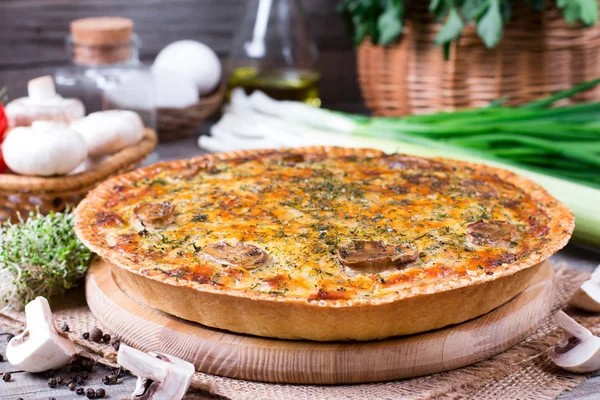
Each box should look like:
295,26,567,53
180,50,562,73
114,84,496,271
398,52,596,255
0,0,365,112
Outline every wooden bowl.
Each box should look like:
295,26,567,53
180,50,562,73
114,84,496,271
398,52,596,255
157,83,225,142
0,128,157,221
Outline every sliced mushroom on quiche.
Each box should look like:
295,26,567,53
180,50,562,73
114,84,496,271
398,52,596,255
338,240,418,272
203,241,270,269
133,201,175,230
467,220,516,247
75,147,574,341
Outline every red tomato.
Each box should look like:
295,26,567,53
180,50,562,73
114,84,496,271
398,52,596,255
0,104,6,173
0,104,6,140
0,148,6,174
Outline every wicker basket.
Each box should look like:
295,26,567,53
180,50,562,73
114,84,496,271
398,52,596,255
0,128,157,222
357,1,600,116
157,83,225,142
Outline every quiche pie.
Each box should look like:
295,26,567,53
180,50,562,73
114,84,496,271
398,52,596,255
75,147,574,341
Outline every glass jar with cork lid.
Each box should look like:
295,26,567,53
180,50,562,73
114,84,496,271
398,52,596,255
55,17,156,129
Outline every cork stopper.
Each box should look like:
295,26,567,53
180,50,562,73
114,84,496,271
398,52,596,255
70,17,134,65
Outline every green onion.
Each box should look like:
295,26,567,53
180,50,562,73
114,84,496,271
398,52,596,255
348,79,600,189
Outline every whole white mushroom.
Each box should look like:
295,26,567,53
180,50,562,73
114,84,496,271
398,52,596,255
2,121,87,176
70,110,144,157
153,40,221,95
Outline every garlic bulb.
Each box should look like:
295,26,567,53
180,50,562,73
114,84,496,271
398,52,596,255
153,67,199,108
153,40,221,95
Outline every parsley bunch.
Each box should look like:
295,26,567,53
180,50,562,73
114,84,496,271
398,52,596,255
0,209,92,310
338,0,599,54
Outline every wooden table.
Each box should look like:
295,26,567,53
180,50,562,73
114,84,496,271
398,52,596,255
1,135,599,399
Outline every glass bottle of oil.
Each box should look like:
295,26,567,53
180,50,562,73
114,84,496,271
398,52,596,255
228,0,321,107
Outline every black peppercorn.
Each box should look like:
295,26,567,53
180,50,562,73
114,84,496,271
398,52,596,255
49,397,57,400
89,328,103,343
75,375,85,385
66,378,74,386
17,398,24,400
76,387,85,395
56,377,64,385
47,377,57,388
95,388,106,398
86,388,96,399
83,360,94,372
102,333,111,343
3,372,11,382
82,332,90,340
61,322,70,332
101,374,118,385
68,382,76,391
113,366,123,377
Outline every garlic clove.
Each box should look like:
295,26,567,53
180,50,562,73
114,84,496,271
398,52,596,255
6,297,76,373
118,344,194,400
550,311,600,373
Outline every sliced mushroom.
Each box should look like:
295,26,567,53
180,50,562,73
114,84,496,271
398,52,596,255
550,311,600,373
203,241,269,269
6,297,76,372
117,344,195,400
170,164,200,180
268,153,305,165
338,240,418,272
467,220,515,247
387,155,437,170
570,264,600,312
133,201,175,230
386,154,444,171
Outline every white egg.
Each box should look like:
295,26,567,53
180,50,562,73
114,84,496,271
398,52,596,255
152,67,199,108
153,40,221,95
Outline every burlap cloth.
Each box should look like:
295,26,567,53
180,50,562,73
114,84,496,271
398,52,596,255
1,263,599,400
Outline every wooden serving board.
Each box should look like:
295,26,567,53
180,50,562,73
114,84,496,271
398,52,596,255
86,259,555,384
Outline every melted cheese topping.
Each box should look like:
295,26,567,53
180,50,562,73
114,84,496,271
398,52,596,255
90,153,552,301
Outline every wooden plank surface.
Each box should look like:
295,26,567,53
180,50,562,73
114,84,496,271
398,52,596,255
0,0,365,112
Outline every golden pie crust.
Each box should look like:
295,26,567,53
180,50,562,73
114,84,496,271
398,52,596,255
75,147,574,341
